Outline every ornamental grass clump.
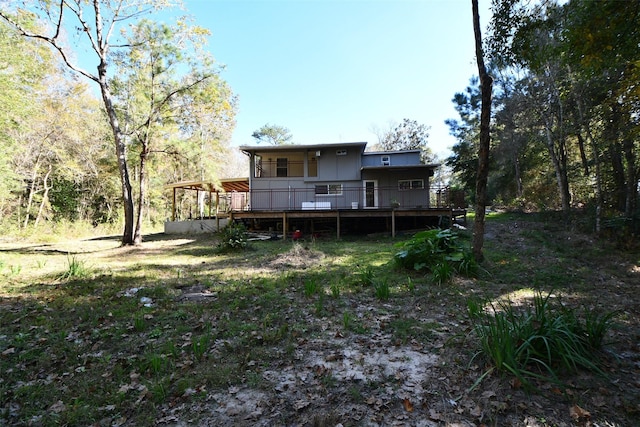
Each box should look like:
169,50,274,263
467,291,616,389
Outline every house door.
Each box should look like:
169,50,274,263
363,180,378,208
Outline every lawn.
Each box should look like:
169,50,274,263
1,213,638,426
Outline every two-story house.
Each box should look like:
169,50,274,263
165,141,463,237
239,141,439,211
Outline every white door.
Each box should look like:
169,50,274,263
363,180,378,208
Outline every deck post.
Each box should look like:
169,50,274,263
282,212,287,240
336,210,341,239
392,209,396,238
172,188,176,221
215,192,220,231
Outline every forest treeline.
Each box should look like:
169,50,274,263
1,0,638,239
0,6,239,239
447,0,640,235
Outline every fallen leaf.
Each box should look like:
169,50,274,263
293,400,310,410
470,404,483,417
2,347,15,356
570,404,591,421
403,398,414,412
429,409,444,421
481,390,496,399
48,400,66,413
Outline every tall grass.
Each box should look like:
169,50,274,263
467,291,616,388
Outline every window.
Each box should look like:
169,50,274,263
276,158,288,177
315,184,343,195
381,155,391,166
336,149,347,156
398,179,424,190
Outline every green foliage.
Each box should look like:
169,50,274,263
303,278,320,297
354,265,376,287
216,222,249,252
468,291,616,388
251,123,292,145
60,255,90,280
394,228,473,283
431,261,454,285
374,278,390,300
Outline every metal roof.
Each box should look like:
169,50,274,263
164,178,249,193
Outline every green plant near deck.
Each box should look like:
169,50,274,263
394,229,473,283
216,222,249,252
467,291,616,389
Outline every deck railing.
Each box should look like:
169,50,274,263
217,186,463,212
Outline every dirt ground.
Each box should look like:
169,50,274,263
159,220,640,427
2,219,638,426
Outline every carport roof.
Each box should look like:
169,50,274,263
164,178,249,193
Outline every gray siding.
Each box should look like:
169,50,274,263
362,151,421,167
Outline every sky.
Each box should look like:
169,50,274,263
180,0,493,159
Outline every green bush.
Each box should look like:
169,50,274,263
394,228,474,283
216,222,249,252
467,291,616,388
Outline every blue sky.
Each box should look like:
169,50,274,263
184,0,492,158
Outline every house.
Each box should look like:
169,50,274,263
239,141,439,211
164,142,464,237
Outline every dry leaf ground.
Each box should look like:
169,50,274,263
0,212,639,426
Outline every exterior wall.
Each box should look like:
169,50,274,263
362,151,421,167
316,146,361,181
362,169,432,208
249,176,363,210
246,145,363,210
164,218,229,234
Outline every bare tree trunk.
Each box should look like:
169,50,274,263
23,155,41,229
472,0,493,262
97,60,135,245
34,164,52,227
576,97,603,233
623,136,637,219
134,143,149,245
542,119,571,215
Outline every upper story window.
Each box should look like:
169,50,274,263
336,149,347,156
276,158,288,177
398,179,424,190
381,155,391,166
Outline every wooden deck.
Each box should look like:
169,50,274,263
224,207,467,239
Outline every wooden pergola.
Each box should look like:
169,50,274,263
165,178,249,221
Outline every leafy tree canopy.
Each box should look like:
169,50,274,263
251,123,292,145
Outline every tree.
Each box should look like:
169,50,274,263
471,0,493,262
251,124,292,145
377,119,433,162
111,19,236,244
1,1,177,245
446,79,482,196
0,16,53,222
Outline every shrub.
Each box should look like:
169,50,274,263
216,222,249,252
394,228,474,283
467,291,616,389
